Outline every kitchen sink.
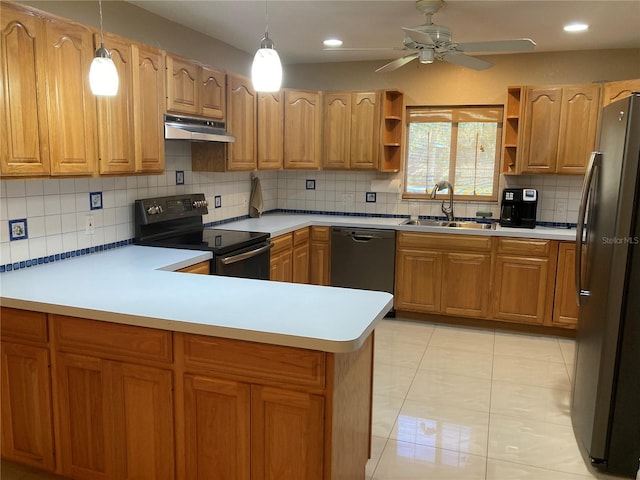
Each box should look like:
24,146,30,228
401,219,496,230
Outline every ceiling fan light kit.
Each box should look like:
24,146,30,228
331,0,536,73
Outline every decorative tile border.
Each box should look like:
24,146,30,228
0,210,576,274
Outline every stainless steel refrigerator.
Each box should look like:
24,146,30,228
572,92,640,477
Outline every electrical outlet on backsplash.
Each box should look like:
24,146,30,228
0,142,582,269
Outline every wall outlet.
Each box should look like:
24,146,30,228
241,193,248,206
85,214,95,235
341,193,354,205
556,199,567,217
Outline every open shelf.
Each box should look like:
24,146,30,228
379,90,404,172
501,86,523,174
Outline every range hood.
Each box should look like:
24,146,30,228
164,114,235,143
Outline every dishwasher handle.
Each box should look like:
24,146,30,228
350,234,379,242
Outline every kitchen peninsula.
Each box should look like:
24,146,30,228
0,246,393,479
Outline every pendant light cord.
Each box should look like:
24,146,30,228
98,0,105,44
264,0,269,38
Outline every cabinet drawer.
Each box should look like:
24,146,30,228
184,334,326,388
271,233,293,254
0,308,48,344
398,232,492,252
293,227,310,245
497,238,551,256
52,315,172,363
311,226,330,242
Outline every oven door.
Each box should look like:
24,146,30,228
214,241,272,280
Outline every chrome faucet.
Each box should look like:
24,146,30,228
430,180,455,221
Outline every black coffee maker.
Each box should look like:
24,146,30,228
500,188,538,228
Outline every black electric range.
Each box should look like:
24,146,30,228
134,194,271,279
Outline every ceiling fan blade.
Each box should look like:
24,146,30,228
440,52,493,70
401,27,435,46
324,47,407,52
375,53,419,73
456,39,536,53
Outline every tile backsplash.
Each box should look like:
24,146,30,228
0,141,582,268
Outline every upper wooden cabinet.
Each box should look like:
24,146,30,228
501,86,523,174
519,83,601,175
0,3,97,177
322,91,380,170
0,3,50,176
602,78,640,107
284,89,322,170
257,91,284,170
96,33,166,175
166,54,225,120
226,73,257,171
132,43,166,173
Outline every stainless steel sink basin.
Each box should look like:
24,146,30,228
401,219,496,230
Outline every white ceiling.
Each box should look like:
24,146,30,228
127,0,640,66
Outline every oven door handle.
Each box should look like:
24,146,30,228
219,242,273,265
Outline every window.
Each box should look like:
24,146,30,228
403,106,503,201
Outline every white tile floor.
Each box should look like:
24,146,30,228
367,318,632,480
0,318,634,480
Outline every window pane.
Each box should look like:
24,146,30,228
455,122,497,196
406,122,451,194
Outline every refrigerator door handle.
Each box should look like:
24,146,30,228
575,151,602,306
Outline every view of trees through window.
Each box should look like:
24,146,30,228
404,106,503,201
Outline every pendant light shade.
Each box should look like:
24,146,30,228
89,0,119,96
251,34,282,92
251,0,282,92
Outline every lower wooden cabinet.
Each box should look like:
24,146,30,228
395,233,491,319
270,228,310,284
292,228,310,284
491,238,557,325
309,226,331,286
0,341,55,471
552,242,580,328
176,261,210,275
55,353,174,480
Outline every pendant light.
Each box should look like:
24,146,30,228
89,0,119,96
251,0,282,92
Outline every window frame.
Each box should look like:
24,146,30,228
402,105,503,203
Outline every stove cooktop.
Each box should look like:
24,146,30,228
138,228,269,255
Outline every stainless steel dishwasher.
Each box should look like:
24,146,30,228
330,227,396,295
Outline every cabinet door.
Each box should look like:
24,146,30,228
552,243,579,329
56,353,112,479
96,33,135,174
110,363,174,480
309,227,330,286
492,255,552,325
350,91,379,169
166,55,198,115
0,4,50,176
270,249,293,283
1,342,55,471
251,386,324,480
395,249,443,313
43,16,97,176
257,91,284,170
133,43,165,173
520,86,561,174
441,252,491,318
200,66,225,119
284,90,321,169
183,375,251,480
322,92,351,169
227,74,257,170
556,85,601,174
292,241,310,284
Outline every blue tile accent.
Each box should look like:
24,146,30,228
89,191,103,210
8,218,28,241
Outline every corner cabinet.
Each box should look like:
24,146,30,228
0,3,97,177
520,84,601,175
284,89,322,170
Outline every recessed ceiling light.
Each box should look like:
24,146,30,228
323,38,343,47
564,23,589,32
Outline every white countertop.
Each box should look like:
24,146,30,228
217,213,577,241
0,246,392,353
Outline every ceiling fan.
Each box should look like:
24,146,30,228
326,0,536,72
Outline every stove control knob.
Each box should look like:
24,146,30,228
157,205,163,213
147,205,161,215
